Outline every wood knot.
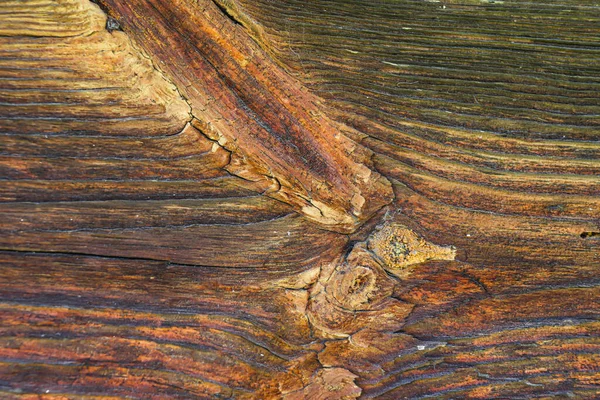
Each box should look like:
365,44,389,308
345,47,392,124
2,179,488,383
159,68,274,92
330,244,396,311
368,222,456,275
331,265,377,310
306,244,410,338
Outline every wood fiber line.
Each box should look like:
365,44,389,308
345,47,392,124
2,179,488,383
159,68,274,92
0,123,215,159
0,214,347,269
0,177,261,202
0,196,292,231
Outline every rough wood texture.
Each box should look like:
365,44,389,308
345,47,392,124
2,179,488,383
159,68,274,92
1,0,599,398
93,0,393,233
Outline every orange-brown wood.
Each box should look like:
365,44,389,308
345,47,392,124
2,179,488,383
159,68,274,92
1,0,599,398
94,0,393,233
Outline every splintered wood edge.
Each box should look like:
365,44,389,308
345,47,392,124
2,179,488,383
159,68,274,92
96,0,394,233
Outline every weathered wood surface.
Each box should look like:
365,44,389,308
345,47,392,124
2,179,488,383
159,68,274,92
1,0,599,398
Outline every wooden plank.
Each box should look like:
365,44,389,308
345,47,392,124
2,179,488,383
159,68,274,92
0,0,599,398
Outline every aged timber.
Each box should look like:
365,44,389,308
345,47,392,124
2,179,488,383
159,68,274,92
1,0,599,398
94,0,393,233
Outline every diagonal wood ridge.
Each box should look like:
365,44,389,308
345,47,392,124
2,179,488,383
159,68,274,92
95,0,394,233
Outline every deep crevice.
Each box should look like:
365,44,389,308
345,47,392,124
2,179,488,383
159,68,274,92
210,0,243,26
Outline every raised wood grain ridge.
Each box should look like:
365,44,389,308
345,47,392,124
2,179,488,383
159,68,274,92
1,0,599,398
93,0,393,233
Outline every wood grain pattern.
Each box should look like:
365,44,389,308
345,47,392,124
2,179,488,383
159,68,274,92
93,0,393,233
1,0,599,398
212,0,600,397
0,2,348,397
